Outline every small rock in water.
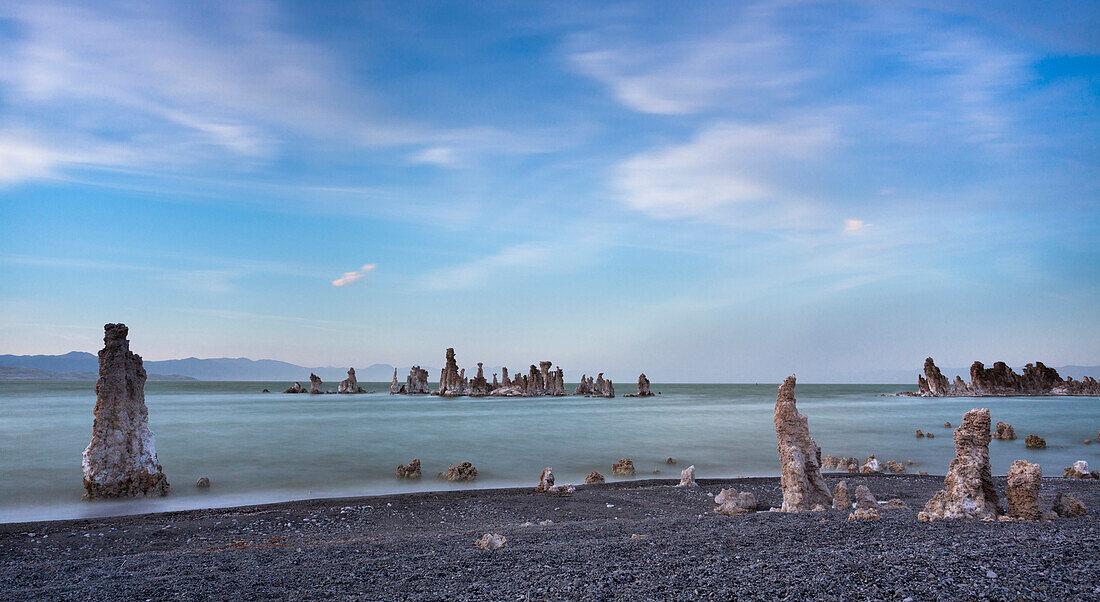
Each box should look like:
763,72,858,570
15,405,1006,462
944,422,951,428
993,421,1016,440
666,457,677,464
1024,434,1046,449
886,461,906,473
861,456,882,473
195,477,210,488
925,432,934,438
584,471,605,484
474,533,506,550
438,462,478,481
1062,460,1098,479
916,429,925,438
396,459,422,479
611,458,635,476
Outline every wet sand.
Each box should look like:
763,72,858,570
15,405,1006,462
2,474,1098,600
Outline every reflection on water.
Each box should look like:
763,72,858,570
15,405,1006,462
1,380,1097,522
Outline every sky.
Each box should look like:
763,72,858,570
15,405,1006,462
1,0,1098,382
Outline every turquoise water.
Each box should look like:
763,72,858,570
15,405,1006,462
1,380,1097,523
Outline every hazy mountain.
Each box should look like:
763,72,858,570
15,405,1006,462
0,365,196,381
0,352,421,382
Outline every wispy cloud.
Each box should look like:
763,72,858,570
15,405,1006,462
843,219,867,232
332,264,377,287
418,236,610,292
613,119,835,224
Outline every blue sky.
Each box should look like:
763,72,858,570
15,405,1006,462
1,1,1098,382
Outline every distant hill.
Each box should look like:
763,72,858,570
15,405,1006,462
0,352,421,382
0,365,196,381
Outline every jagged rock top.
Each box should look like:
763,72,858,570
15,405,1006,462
773,375,832,512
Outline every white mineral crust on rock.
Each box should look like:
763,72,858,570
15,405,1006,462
918,408,1002,521
677,465,697,487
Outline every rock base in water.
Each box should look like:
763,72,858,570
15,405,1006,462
439,462,478,482
396,459,421,479
611,459,635,476
584,471,605,484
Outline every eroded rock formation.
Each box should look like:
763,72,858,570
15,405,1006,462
584,471,605,484
338,368,365,394
1025,435,1046,449
437,348,467,396
469,363,490,397
535,467,555,493
993,421,1016,440
396,459,421,479
914,357,1100,397
82,324,170,499
636,374,653,397
1052,493,1087,517
714,488,757,515
1063,460,1098,479
886,460,906,473
439,461,478,481
1006,460,1042,520
677,465,697,487
389,369,401,394
774,376,832,512
309,373,323,394
861,456,882,473
284,382,305,394
611,458,635,476
832,481,851,510
918,408,1002,521
848,485,880,521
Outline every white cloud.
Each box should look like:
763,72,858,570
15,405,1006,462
614,120,835,222
409,146,462,168
418,236,610,292
332,264,377,287
569,5,805,115
843,219,867,232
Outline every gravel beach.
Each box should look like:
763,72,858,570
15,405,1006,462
2,474,1098,601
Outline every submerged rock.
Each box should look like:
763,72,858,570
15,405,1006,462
611,458,636,476
82,324,170,499
715,488,757,515
677,465,697,487
773,376,832,512
337,368,365,394
475,533,507,550
195,477,210,488
1024,434,1046,449
666,457,677,465
439,461,478,481
918,408,1002,521
1052,493,1087,518
832,481,851,510
309,373,323,394
584,471,605,484
396,459,421,479
284,382,305,394
1005,460,1042,520
993,421,1016,440
944,421,952,428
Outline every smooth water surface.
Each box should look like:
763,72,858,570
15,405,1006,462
2,380,1097,523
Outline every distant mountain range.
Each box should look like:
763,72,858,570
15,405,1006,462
1,351,1097,383
0,352,421,382
0,365,196,381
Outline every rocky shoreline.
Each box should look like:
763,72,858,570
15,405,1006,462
3,474,1098,600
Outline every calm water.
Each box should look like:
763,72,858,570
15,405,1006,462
2,380,1098,523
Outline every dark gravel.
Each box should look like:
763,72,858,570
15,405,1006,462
2,474,1098,601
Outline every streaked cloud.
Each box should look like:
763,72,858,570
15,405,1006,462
332,264,377,287
843,219,867,232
